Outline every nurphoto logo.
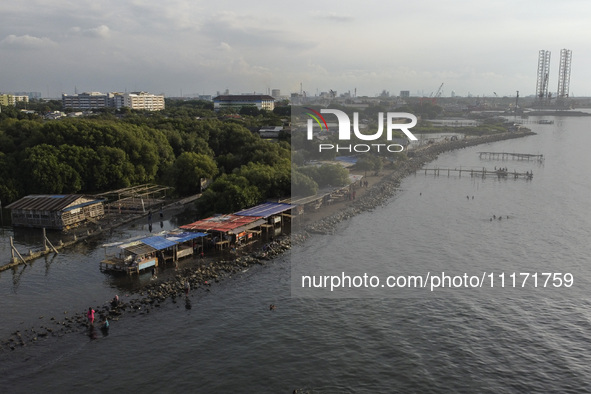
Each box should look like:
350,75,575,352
305,108,418,153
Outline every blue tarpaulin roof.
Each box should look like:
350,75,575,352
139,236,177,250
234,202,294,218
63,198,105,212
165,232,208,243
335,156,358,165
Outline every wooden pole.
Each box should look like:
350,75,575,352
43,228,59,254
10,236,27,265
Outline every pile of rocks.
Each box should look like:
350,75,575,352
0,237,292,351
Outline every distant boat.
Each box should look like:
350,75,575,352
538,120,554,124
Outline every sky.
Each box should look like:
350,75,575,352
1,0,589,98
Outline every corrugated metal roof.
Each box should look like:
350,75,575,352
5,194,103,212
234,202,294,218
123,243,156,256
180,214,265,234
139,236,177,250
165,232,208,243
63,199,105,212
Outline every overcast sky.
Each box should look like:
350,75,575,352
1,0,589,98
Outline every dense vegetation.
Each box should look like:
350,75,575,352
0,100,349,216
5,98,486,215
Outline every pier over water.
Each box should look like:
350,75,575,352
478,152,544,162
419,167,534,179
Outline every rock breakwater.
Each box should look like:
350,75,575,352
0,237,292,351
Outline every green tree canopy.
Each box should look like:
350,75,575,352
196,174,261,215
22,144,82,194
355,155,382,175
235,160,290,199
291,169,318,197
297,163,349,188
170,152,218,196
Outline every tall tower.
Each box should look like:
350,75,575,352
556,49,572,99
535,50,551,100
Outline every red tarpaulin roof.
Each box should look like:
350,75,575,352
180,214,265,234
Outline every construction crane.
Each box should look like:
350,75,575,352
434,83,444,98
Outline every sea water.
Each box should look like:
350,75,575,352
1,114,591,393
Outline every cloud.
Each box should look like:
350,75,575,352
84,25,111,38
316,13,354,23
219,42,232,51
201,13,314,52
0,34,57,49
70,25,111,38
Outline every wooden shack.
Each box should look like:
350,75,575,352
6,194,105,230
180,214,266,250
99,232,208,274
234,202,295,236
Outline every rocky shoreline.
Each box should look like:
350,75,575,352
0,130,534,352
0,237,292,351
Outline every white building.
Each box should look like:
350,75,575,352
213,95,275,112
0,94,30,106
62,91,165,111
116,92,165,111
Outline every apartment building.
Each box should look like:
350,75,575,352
62,91,165,111
118,92,165,111
0,94,30,106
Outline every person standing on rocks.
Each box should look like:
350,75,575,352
100,315,109,330
111,295,119,308
184,280,190,296
87,307,95,326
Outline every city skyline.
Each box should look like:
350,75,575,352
1,0,589,98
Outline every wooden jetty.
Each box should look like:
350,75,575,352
1,229,75,272
478,152,544,162
419,167,533,179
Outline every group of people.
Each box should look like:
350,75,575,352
87,307,109,331
490,214,509,221
86,294,121,334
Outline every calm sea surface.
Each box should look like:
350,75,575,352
1,114,591,393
